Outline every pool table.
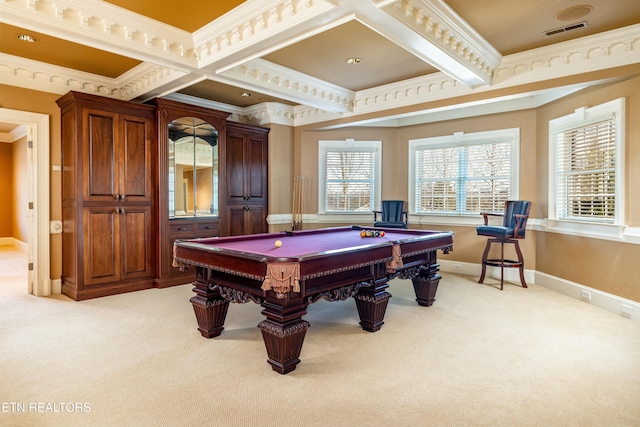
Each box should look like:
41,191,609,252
173,226,453,374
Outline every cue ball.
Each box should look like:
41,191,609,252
274,240,283,248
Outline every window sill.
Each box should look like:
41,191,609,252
544,219,639,243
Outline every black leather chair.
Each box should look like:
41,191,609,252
477,200,531,290
373,200,408,228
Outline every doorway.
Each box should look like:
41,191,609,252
0,108,51,296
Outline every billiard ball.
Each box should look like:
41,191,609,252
274,240,283,248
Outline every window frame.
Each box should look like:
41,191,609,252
318,139,382,214
408,128,520,219
548,98,625,232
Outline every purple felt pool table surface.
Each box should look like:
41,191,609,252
173,226,453,374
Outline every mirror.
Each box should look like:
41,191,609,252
168,117,218,218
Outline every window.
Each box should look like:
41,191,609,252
409,129,520,215
318,140,381,213
549,98,624,225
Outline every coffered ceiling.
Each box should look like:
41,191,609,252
1,0,639,126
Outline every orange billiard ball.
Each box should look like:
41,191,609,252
274,240,283,248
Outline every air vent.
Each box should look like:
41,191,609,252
544,21,588,36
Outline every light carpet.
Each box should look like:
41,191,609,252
1,245,639,427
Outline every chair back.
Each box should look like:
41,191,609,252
503,200,531,238
380,200,405,221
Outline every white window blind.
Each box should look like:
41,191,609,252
414,140,512,214
556,117,616,222
325,151,375,211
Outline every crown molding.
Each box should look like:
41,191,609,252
0,124,27,143
0,53,188,100
193,0,338,71
380,0,501,87
0,0,197,69
494,23,640,87
218,58,354,113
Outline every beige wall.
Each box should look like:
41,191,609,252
0,142,12,238
533,75,640,302
1,72,639,302
289,78,639,302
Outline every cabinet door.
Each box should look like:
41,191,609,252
83,207,119,286
246,205,268,234
83,109,118,202
227,205,267,236
120,206,153,281
228,205,247,236
120,114,152,202
226,131,267,204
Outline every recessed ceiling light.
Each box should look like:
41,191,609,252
555,5,593,22
16,34,37,43
345,57,361,65
241,92,251,97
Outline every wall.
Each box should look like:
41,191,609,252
0,142,12,238
535,75,640,302
1,74,638,303
296,111,538,270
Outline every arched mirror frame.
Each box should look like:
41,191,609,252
168,117,219,218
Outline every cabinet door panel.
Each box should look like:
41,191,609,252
85,110,117,201
121,207,152,279
247,136,266,201
84,208,119,285
247,205,268,234
228,206,247,236
226,133,245,200
121,115,151,201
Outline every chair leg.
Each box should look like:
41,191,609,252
513,240,527,288
500,241,505,291
478,239,492,284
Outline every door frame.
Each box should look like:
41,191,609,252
0,108,51,296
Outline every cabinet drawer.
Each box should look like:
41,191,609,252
196,222,219,237
170,223,195,236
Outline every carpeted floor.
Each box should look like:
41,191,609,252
1,245,639,427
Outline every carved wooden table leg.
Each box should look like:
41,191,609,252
190,267,230,338
412,262,441,307
258,295,309,374
354,279,392,332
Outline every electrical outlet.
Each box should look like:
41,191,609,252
581,290,592,301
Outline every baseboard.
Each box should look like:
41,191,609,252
51,279,62,295
0,237,27,250
438,260,639,324
534,272,639,323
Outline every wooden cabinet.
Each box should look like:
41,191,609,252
224,122,269,236
56,92,156,300
152,98,230,288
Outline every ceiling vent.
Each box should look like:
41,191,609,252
544,21,588,36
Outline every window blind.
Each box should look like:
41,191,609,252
414,141,511,214
325,151,375,211
556,117,616,221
